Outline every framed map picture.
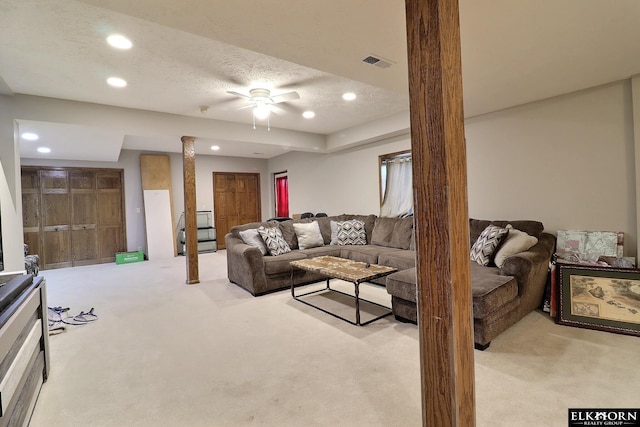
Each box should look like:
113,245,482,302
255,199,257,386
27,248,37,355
558,264,640,337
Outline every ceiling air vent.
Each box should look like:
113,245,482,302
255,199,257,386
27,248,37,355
362,54,393,69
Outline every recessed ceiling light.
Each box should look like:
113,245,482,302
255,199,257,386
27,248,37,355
107,34,133,50
37,147,51,154
21,132,39,141
302,111,315,119
342,92,356,101
211,145,220,151
107,77,127,88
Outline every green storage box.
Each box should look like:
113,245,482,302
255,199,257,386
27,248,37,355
115,251,144,265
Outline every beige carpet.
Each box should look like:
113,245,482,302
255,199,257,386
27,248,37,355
29,251,640,427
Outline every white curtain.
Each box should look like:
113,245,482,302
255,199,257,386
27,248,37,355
380,157,413,218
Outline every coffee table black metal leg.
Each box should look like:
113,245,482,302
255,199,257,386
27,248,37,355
290,267,295,297
355,281,360,326
326,278,331,290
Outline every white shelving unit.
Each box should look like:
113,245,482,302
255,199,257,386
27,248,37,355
176,211,217,254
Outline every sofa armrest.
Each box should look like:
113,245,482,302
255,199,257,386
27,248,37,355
500,232,555,312
225,234,267,295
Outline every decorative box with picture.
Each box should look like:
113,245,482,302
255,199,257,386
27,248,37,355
545,230,636,317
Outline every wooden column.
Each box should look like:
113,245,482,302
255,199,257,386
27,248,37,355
405,0,475,426
181,136,199,284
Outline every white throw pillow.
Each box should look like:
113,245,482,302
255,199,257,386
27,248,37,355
493,224,538,268
239,228,268,255
293,221,324,250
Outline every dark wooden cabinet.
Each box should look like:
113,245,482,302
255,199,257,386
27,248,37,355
21,167,126,270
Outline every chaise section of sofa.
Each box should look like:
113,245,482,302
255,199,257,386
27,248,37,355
385,219,556,349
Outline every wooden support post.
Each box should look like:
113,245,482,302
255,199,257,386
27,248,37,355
404,0,476,426
181,135,199,285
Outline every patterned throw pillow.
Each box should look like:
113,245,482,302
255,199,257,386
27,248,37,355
336,220,367,246
257,226,291,256
470,225,509,266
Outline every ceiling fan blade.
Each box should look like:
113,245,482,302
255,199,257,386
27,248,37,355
227,90,250,99
271,91,300,104
236,104,255,111
269,105,287,115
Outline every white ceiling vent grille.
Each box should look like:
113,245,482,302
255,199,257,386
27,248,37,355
362,54,394,69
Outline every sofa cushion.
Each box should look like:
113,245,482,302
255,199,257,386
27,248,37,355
299,246,343,258
470,225,508,266
471,265,518,318
258,226,291,256
339,245,403,265
293,221,324,250
386,268,418,303
378,250,416,271
238,228,268,255
371,216,413,250
336,220,367,245
263,251,307,275
493,224,538,268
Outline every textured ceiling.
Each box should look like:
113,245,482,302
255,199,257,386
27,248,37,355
2,0,640,160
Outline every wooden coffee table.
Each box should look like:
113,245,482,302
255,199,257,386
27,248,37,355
290,256,397,326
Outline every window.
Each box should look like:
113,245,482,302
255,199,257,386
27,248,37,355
274,171,289,217
379,150,413,218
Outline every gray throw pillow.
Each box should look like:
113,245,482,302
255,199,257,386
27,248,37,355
239,228,268,255
257,226,291,256
329,220,340,245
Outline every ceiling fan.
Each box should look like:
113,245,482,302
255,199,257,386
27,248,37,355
226,88,300,123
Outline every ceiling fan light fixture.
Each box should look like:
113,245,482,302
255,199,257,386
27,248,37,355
253,102,270,120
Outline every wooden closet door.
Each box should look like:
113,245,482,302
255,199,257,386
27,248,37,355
70,171,98,266
213,172,260,249
22,167,126,270
41,170,72,269
96,171,126,263
21,169,41,257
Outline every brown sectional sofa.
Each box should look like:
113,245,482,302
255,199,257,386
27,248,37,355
225,215,555,349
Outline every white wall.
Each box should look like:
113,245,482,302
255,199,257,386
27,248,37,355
465,80,637,257
268,135,411,216
269,80,638,258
